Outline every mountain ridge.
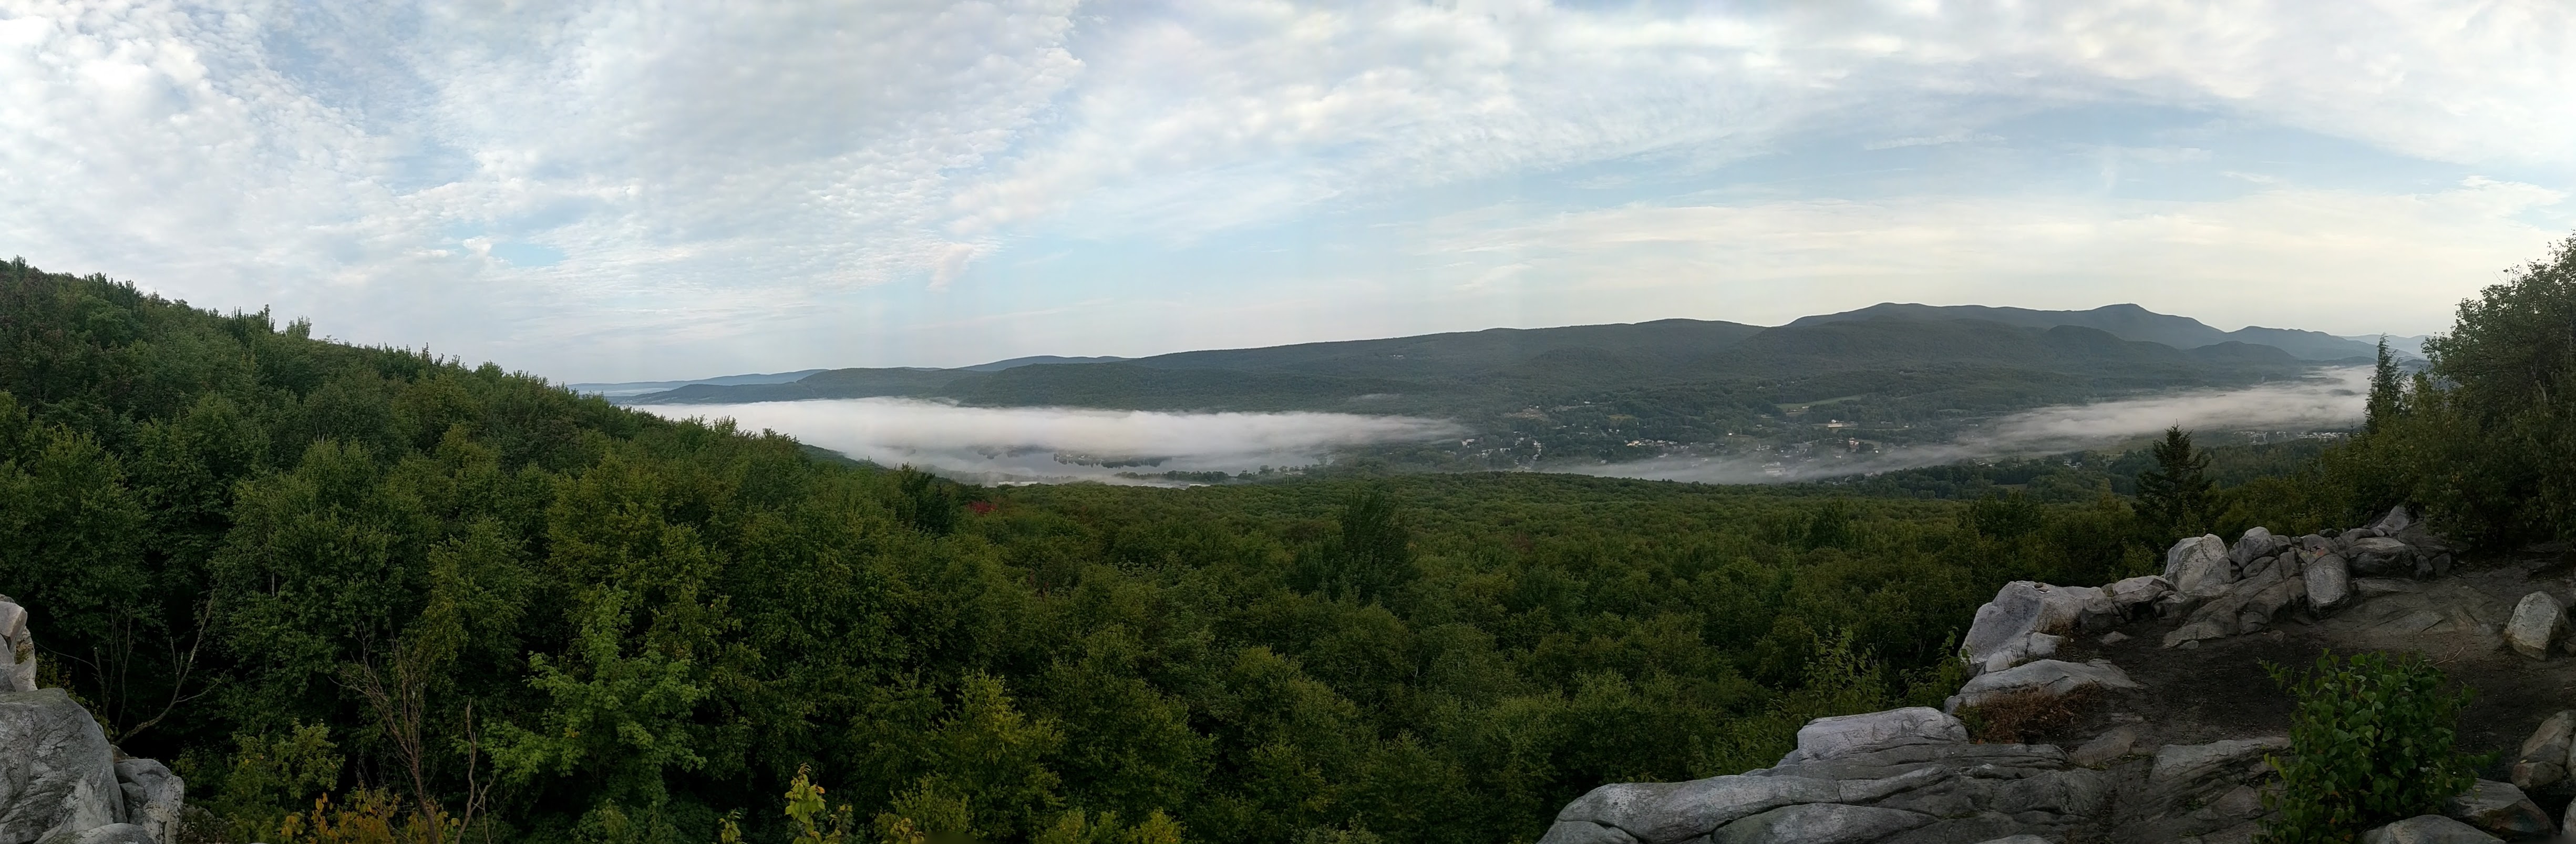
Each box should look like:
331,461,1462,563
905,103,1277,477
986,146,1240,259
1785,302,2386,362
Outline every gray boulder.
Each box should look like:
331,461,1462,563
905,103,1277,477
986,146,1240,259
2371,505,2415,534
1708,804,1932,844
0,598,34,694
2162,564,2302,646
2505,593,2568,661
110,759,180,844
2105,575,2174,616
2165,535,2237,599
2511,711,2576,792
0,688,127,844
2443,780,2553,839
2364,815,2504,844
2304,551,2353,613
2348,537,2417,576
2231,527,2292,568
1950,659,2139,711
1963,583,2116,675
1793,708,1967,761
1967,838,2052,844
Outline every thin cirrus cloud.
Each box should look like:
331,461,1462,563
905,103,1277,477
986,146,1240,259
0,1,2570,380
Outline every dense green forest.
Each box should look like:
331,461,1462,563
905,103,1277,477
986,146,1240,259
2,234,2570,843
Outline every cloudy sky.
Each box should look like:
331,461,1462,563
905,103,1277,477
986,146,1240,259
4,1,2572,382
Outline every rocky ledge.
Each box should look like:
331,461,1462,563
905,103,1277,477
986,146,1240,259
1537,508,2576,844
0,596,186,844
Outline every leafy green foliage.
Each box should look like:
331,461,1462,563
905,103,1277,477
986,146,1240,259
2258,652,2482,844
189,721,346,842
2324,234,2576,548
0,260,2261,843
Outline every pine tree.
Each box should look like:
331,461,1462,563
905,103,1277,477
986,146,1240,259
2136,426,2214,541
2365,336,2404,434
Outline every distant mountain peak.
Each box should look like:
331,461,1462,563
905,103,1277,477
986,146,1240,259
1790,303,2376,362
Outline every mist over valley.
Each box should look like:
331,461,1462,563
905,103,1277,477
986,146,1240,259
614,304,2391,485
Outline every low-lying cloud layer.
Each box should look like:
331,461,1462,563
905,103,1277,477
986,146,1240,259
1576,367,2373,485
638,398,1462,483
652,368,2366,486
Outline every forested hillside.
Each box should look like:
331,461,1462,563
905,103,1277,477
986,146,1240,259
4,230,2570,844
0,259,2243,843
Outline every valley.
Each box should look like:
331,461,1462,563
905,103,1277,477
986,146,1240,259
603,305,2388,482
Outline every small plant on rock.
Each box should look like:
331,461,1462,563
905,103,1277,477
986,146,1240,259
1958,687,2102,744
2256,651,2485,844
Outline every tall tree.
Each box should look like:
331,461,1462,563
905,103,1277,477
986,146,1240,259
1293,485,1417,604
2365,336,2404,434
2135,426,2213,541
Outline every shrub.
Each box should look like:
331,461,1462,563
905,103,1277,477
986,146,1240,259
1957,687,2101,744
2257,652,2484,844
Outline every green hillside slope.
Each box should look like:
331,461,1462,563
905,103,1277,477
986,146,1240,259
0,258,2199,844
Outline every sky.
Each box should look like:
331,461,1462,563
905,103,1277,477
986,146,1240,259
4,1,2572,383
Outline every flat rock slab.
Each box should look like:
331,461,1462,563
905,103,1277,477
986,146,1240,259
1794,707,1967,762
1554,775,1840,843
1952,659,2140,709
2314,581,2510,655
2364,815,2504,844
2443,779,2553,839
2152,737,2290,785
1710,804,1933,844
2070,726,2141,768
1538,821,1640,844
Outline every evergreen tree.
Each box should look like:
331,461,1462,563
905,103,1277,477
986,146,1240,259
2365,336,2403,434
2135,426,2214,541
1294,485,1417,604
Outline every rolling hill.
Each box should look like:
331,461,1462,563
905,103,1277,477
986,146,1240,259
607,306,2360,472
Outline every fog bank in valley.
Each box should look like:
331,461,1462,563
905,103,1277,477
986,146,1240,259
636,398,1464,483
1575,366,2373,485
642,367,2369,486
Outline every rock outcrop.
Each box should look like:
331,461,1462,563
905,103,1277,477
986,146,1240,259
0,596,183,844
2165,534,2236,599
1533,508,2573,843
1960,582,2120,676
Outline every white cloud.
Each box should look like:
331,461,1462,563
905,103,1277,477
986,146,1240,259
1426,178,2569,336
0,0,2570,378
